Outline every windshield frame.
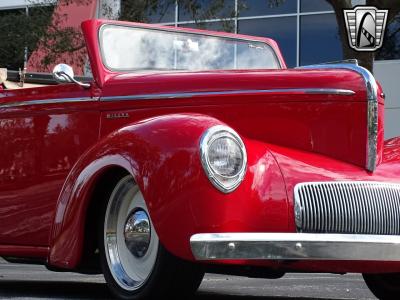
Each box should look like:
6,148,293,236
98,23,283,73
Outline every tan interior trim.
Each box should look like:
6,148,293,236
0,68,7,84
3,81,47,89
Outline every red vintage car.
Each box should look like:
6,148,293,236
0,19,399,300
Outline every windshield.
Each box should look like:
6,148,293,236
99,24,280,72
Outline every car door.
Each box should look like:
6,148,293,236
0,83,99,247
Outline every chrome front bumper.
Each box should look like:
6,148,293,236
190,233,400,261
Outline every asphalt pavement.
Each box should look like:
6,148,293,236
0,259,377,299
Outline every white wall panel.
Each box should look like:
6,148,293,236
374,60,400,139
384,109,400,140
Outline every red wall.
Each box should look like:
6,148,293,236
27,0,98,75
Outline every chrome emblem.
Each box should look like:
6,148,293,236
344,6,388,51
106,112,130,119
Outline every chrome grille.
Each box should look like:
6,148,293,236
294,182,400,235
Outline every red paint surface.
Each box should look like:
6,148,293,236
0,20,399,275
0,84,99,247
0,245,49,259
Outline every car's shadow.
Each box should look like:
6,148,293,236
0,280,338,300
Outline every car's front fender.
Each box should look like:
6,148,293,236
48,113,289,269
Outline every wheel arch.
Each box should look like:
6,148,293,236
48,153,139,269
76,166,131,273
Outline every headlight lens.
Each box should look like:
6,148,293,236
208,137,243,177
200,125,247,193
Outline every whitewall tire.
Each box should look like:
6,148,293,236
99,175,204,299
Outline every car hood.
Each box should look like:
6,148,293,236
100,68,368,101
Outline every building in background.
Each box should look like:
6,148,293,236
0,0,398,138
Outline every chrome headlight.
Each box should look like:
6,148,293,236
200,125,247,193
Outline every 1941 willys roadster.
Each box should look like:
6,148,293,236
0,19,400,300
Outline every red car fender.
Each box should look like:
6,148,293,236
48,113,289,269
48,113,219,268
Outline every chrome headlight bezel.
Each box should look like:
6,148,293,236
200,125,247,193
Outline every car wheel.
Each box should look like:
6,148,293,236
363,273,400,300
99,175,204,299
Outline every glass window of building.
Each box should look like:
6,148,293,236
238,17,297,67
300,0,333,13
179,20,235,33
238,0,296,17
120,0,176,23
376,11,400,61
300,13,343,66
178,0,235,22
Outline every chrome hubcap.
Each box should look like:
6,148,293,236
104,176,159,291
124,210,151,258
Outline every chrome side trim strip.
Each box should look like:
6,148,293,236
0,97,95,109
101,88,355,102
299,63,378,172
190,233,400,261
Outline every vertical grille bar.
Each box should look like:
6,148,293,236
294,182,400,235
384,185,395,234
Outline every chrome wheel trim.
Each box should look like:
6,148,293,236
124,209,151,258
104,175,159,291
